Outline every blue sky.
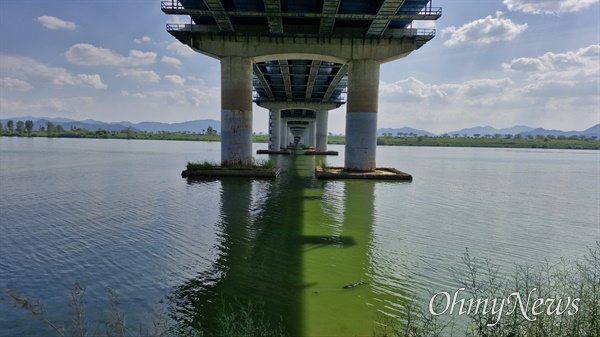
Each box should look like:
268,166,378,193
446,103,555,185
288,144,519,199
0,0,598,134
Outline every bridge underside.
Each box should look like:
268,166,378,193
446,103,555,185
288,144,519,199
163,0,441,170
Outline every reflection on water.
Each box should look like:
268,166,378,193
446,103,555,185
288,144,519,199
171,152,413,335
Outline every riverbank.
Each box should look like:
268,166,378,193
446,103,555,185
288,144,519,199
2,131,599,150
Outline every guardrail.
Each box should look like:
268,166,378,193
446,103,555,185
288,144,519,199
167,24,435,38
162,1,441,20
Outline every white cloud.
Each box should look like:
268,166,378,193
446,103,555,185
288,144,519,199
133,36,152,44
0,55,107,89
503,45,599,76
167,41,194,57
35,16,76,30
65,44,157,67
164,75,186,86
503,0,599,15
380,77,447,102
1,97,94,114
378,45,600,133
161,56,182,66
504,45,600,97
187,76,206,85
442,12,528,46
0,77,33,91
121,87,219,108
118,69,161,83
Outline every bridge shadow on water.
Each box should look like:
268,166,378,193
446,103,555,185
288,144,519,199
169,150,412,336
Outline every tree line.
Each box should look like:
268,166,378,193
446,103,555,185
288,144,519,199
0,120,220,140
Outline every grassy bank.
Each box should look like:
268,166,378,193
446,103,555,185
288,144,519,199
2,130,599,150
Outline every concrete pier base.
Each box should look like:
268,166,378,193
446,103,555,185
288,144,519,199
315,166,412,180
344,112,377,171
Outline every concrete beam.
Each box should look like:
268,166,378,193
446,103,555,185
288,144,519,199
319,0,342,35
279,60,293,101
182,34,417,64
256,101,341,111
202,0,234,32
322,63,348,102
263,0,284,34
252,63,275,100
305,60,321,100
368,0,406,35
221,56,253,167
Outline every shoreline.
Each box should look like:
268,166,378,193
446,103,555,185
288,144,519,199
2,133,599,150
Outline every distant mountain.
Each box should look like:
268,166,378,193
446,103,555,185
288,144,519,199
1,117,596,138
0,116,221,134
31,119,138,132
378,127,436,137
519,124,600,138
132,119,221,133
446,125,535,137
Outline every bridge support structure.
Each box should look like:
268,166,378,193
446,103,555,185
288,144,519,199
345,59,380,171
172,28,427,169
221,56,253,167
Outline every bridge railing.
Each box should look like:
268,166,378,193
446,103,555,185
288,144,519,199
162,1,441,20
167,24,436,38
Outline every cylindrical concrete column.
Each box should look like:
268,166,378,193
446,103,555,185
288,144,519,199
268,109,281,151
316,110,328,152
345,59,380,171
221,56,253,167
310,121,316,147
279,118,286,149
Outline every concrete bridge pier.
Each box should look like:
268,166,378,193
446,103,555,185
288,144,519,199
316,110,329,152
221,56,253,167
345,59,380,171
268,109,281,151
308,121,316,147
279,118,287,149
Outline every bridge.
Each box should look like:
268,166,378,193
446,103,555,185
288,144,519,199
163,0,441,171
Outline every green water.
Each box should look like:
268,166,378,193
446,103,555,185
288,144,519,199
171,151,405,335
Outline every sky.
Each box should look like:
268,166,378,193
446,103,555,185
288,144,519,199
0,0,598,135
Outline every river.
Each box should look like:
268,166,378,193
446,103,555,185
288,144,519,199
0,137,598,336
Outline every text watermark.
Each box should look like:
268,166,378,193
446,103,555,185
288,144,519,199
429,288,580,327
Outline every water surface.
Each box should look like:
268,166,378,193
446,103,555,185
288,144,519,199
1,138,598,335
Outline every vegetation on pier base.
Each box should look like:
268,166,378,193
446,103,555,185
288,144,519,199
186,158,275,171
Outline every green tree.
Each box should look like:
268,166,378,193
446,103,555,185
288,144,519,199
46,122,56,134
25,120,34,133
7,120,14,132
124,127,133,139
16,121,25,134
0,121,3,132
207,126,217,135
56,125,65,133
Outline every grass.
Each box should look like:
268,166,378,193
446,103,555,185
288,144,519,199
186,158,276,171
374,242,599,337
318,160,328,170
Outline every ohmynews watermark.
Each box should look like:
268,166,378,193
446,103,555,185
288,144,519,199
429,288,580,327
